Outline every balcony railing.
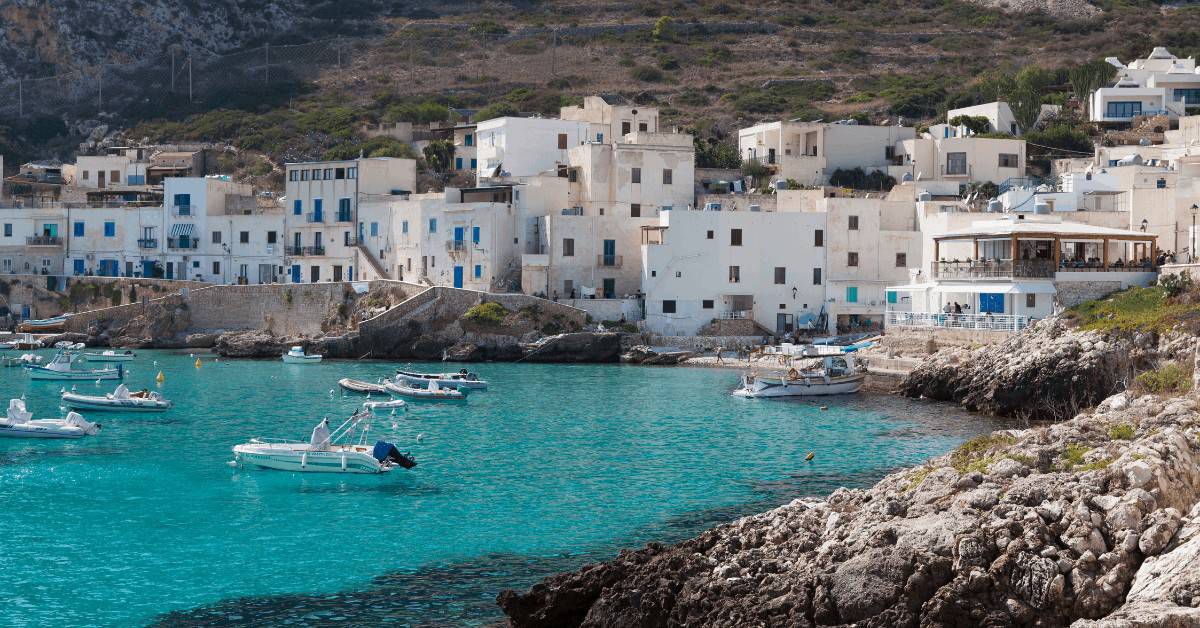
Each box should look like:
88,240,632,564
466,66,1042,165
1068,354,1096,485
172,204,192,216
284,245,326,256
336,211,352,222
446,239,467,252
26,235,62,246
306,245,326,256
932,260,1055,279
306,212,324,223
137,238,158,249
940,164,972,178
167,238,197,250
886,311,1032,333
597,254,623,268
719,310,752,320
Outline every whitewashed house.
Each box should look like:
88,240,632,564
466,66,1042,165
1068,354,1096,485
1091,47,1200,123
737,120,914,187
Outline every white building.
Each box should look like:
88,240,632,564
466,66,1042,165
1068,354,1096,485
284,157,416,283
892,135,1026,189
738,120,915,186
945,101,1060,137
0,205,65,276
1091,47,1200,123
475,116,591,181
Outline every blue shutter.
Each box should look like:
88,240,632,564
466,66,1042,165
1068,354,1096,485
474,264,481,278
293,200,302,215
472,226,480,243
73,222,84,237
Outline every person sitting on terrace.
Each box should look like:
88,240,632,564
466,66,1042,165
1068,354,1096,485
1113,258,1124,267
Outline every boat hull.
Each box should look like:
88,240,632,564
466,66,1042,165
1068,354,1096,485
732,374,865,398
338,378,388,394
0,423,89,439
233,444,387,474
282,355,322,364
28,367,122,381
82,354,135,362
394,373,488,390
383,382,467,401
61,394,171,412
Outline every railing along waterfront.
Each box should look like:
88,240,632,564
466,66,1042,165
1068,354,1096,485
933,260,1156,279
885,311,1032,332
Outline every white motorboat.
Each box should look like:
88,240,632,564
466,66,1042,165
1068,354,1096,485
0,333,40,350
732,355,865,398
282,346,322,364
395,369,488,390
384,378,467,402
2,354,43,368
363,399,407,412
232,411,416,474
0,399,101,439
26,351,124,381
61,384,172,412
338,377,388,394
82,349,136,362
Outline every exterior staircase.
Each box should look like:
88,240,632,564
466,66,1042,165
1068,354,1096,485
355,243,389,280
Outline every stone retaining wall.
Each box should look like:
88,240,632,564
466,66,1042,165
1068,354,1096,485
186,283,356,335
1,275,205,320
1056,280,1123,308
645,335,762,351
880,327,1014,356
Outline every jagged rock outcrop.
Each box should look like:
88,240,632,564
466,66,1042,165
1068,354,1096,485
621,345,693,365
521,333,622,363
97,301,192,348
899,319,1196,419
499,391,1200,627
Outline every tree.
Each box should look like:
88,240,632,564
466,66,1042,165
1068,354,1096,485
949,115,993,135
1068,60,1118,118
652,16,676,42
694,136,740,169
423,140,455,174
1002,66,1056,134
474,101,519,122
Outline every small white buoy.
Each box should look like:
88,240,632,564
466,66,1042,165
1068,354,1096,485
415,433,425,442
226,460,238,467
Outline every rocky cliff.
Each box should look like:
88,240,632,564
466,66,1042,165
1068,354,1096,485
499,388,1200,627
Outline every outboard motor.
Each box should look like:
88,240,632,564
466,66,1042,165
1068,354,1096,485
372,441,417,469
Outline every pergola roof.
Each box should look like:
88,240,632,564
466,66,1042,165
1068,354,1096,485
935,220,1156,241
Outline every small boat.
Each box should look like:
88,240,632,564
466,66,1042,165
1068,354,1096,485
384,378,467,401
338,377,388,394
61,384,172,412
395,369,488,390
282,346,322,364
363,399,407,411
232,411,416,474
0,399,100,439
732,355,865,398
53,341,72,349
82,349,136,362
0,333,40,350
17,316,67,333
26,351,123,381
1,354,43,368
70,343,86,350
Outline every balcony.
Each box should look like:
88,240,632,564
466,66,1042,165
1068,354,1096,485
137,238,158,249
886,311,1032,333
172,204,192,216
306,212,324,223
932,260,1054,279
940,164,972,178
446,239,467,252
167,238,197,250
284,245,325,256
307,245,326,256
597,254,623,268
26,235,62,246
336,211,353,222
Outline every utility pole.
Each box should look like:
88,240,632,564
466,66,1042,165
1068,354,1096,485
97,66,103,112
17,77,22,118
264,43,270,86
170,50,176,94
336,36,342,69
188,56,193,103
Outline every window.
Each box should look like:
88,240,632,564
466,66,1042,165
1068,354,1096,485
212,231,222,244
896,253,907,267
335,167,346,179
813,268,822,285
82,171,90,180
344,231,351,246
324,168,333,179
622,121,631,135
213,261,221,275
455,158,463,170
1106,101,1141,118
110,170,120,183
2,224,10,237
301,169,309,181
371,222,380,237
848,215,859,230
631,203,641,218
347,167,358,179
730,229,742,246
639,122,648,132
558,134,568,150
846,286,858,303
702,299,714,309
631,167,641,184
814,230,824,246
662,169,672,185
267,231,277,244
1026,294,1037,308
1157,178,1167,189
999,153,1020,168
104,221,115,237
313,198,323,221
338,198,352,221
470,159,477,169
474,264,482,278
402,220,409,234
289,170,298,181
728,265,741,283
240,231,250,244
774,267,786,284
73,222,84,237
562,238,575,256
173,193,191,213
662,300,677,314
848,252,859,266
465,133,474,147
293,200,302,215
596,133,603,142
1174,88,1200,104
946,152,968,175
311,168,321,180
706,230,714,240
428,218,437,233
887,291,898,304
568,169,578,183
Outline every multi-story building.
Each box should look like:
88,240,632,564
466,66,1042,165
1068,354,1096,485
944,101,1060,137
738,120,915,187
892,134,1027,189
475,116,591,182
283,157,416,283
0,205,66,276
1090,47,1200,124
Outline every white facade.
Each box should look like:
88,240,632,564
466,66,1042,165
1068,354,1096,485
946,102,1060,137
738,121,915,186
475,117,590,182
893,136,1026,187
73,149,150,188
0,205,65,275
1090,47,1200,123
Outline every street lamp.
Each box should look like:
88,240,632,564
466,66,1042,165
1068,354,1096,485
1140,218,1148,232
792,286,798,299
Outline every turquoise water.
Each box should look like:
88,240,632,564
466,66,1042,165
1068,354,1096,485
0,350,1007,626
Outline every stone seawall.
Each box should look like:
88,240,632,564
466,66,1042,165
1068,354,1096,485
1,274,204,320
187,283,354,335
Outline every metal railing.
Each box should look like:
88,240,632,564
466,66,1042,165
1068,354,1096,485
172,204,192,216
306,212,324,223
719,310,752,320
306,245,326,256
26,235,62,246
336,211,353,222
597,254,622,268
886,311,1032,332
932,260,1055,279
136,238,158,249
940,164,972,178
446,239,467,252
166,238,197,250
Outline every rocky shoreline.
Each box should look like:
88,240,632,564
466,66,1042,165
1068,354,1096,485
497,320,1200,627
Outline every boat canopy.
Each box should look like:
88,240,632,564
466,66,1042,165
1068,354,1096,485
114,384,130,399
7,399,30,424
309,418,331,451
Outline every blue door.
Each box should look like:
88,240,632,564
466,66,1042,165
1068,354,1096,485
453,226,464,244
348,266,354,281
142,261,156,278
72,259,85,275
21,305,30,319
291,264,301,284
165,262,174,279
453,265,464,288
98,260,119,276
602,239,616,266
979,293,1005,313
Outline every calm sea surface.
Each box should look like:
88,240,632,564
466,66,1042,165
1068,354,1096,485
0,350,1009,626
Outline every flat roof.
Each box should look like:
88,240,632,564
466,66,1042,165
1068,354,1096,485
936,219,1155,240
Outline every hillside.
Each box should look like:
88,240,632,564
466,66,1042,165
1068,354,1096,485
2,0,1200,177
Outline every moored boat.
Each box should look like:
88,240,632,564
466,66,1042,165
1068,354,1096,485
82,350,136,362
61,384,172,412
338,377,388,394
2,354,43,368
26,351,123,381
384,378,467,401
232,411,416,474
17,316,67,333
0,333,41,350
0,399,101,439
282,346,322,364
363,399,407,412
732,355,865,398
395,369,488,390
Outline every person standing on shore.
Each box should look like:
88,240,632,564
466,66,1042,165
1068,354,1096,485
715,346,724,364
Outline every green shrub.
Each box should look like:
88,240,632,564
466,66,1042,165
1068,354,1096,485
464,302,509,326
1066,285,1189,333
631,66,665,82
1160,270,1192,298
1134,362,1194,395
950,433,1017,473
475,101,520,122
1108,423,1135,440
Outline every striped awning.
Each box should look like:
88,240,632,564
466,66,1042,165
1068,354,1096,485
169,224,195,237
